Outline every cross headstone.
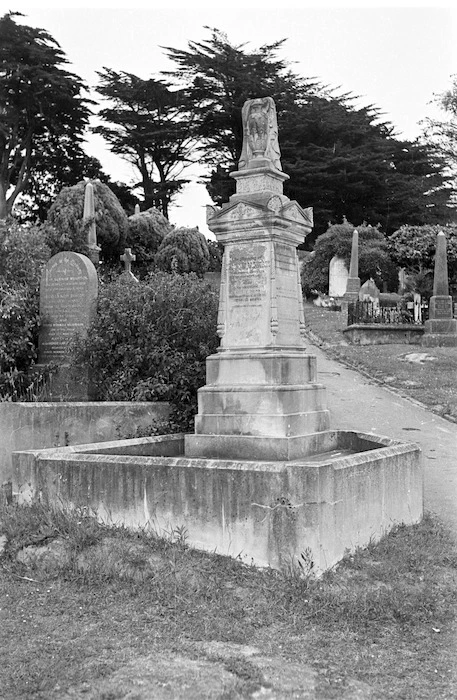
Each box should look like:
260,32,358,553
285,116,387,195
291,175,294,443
119,247,139,283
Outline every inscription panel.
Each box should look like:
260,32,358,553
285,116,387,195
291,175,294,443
226,243,269,346
275,243,300,344
38,252,98,364
431,296,453,319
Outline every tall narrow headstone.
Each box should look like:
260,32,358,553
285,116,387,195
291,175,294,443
344,229,361,301
84,182,101,266
422,231,457,346
185,96,330,461
134,203,140,215
329,256,349,298
38,252,98,398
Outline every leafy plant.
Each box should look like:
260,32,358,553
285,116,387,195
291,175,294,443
71,272,219,429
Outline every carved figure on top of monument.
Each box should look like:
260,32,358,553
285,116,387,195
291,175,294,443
238,97,282,171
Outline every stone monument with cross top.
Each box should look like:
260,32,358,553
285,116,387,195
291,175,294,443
119,248,139,283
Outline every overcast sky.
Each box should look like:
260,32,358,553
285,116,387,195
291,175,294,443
10,2,457,236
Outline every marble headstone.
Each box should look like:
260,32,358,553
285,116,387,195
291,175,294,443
38,252,98,398
329,256,349,298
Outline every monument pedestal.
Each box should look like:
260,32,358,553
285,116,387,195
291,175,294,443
422,295,457,347
185,349,330,461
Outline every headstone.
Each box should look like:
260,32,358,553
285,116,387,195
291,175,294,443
344,229,361,301
134,203,140,215
359,278,380,304
329,256,349,298
84,181,101,266
185,96,330,461
38,252,98,398
422,231,457,346
398,267,407,294
119,248,139,284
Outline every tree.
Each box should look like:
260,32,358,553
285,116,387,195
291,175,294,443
300,218,396,296
388,224,457,297
43,179,128,263
165,28,453,242
154,227,210,276
0,13,95,219
94,69,196,218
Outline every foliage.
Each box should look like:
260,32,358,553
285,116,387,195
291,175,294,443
0,13,95,220
43,179,128,262
126,207,173,276
94,69,196,217
154,227,210,276
422,74,457,180
388,223,457,297
300,218,396,296
71,273,219,429
0,220,52,396
165,28,453,242
206,238,224,272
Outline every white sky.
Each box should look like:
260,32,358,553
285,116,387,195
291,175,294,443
9,2,457,237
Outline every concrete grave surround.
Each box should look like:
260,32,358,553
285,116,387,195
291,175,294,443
37,251,98,399
14,97,423,574
329,256,349,298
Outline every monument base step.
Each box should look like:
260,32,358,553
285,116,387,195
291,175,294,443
421,333,457,347
195,409,330,437
185,430,340,462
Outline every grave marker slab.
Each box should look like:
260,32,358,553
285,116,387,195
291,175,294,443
38,252,98,398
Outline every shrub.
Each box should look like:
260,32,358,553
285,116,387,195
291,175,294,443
43,179,128,263
301,218,397,296
126,207,173,276
0,220,52,397
71,272,219,429
154,227,210,276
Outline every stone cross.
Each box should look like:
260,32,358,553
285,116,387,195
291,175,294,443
120,248,136,274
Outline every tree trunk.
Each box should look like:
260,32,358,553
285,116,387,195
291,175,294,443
0,182,8,220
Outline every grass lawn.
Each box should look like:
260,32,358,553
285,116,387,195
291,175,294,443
304,303,457,421
1,503,457,699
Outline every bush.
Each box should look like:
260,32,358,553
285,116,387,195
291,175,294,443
301,218,397,296
154,227,210,277
43,179,128,263
126,207,173,277
0,220,52,397
71,272,219,429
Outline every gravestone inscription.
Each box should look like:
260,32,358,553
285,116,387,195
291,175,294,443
38,252,98,365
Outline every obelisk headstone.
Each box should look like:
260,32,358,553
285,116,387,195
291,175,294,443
84,181,101,266
38,252,98,399
344,229,361,302
185,96,330,461
422,231,457,346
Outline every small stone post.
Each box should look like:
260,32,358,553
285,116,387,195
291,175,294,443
422,231,457,346
84,182,101,266
134,203,140,215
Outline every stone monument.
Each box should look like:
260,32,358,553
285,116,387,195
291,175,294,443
422,231,457,346
38,251,98,399
344,229,361,302
329,256,349,298
84,181,101,266
359,278,380,305
185,96,330,461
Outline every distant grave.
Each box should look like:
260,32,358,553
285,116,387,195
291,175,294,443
38,251,98,399
329,255,348,298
